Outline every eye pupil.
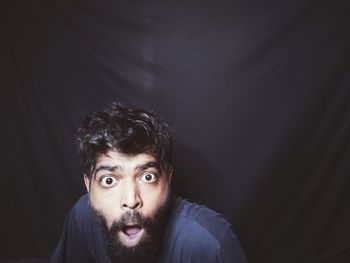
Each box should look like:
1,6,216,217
145,174,152,181
106,178,113,185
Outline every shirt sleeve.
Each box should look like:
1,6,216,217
217,229,248,263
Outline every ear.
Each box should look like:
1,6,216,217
84,175,90,193
167,167,173,185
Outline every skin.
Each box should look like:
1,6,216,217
84,150,172,247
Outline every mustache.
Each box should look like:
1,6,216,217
110,210,153,233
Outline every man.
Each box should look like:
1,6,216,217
51,102,247,263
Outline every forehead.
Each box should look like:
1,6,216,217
96,150,157,167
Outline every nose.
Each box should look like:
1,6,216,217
120,179,142,210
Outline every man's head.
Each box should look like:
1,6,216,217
77,102,173,262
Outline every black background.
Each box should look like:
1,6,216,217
1,0,350,262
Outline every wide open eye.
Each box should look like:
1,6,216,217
100,176,118,188
139,172,157,183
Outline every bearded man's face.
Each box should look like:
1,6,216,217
84,150,172,262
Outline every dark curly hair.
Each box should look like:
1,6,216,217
77,102,173,179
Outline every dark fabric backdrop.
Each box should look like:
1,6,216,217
1,0,350,262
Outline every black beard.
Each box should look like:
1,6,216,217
91,191,172,263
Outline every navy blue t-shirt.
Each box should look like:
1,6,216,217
51,195,247,263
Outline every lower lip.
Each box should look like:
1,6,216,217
119,228,145,247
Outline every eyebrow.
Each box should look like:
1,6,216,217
135,161,161,172
93,165,122,178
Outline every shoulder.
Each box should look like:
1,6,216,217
51,194,108,263
67,194,105,248
159,196,244,262
61,194,91,237
69,194,90,223
170,197,232,245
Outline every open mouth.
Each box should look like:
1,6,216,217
119,225,144,247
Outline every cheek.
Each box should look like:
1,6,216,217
140,182,170,217
89,186,123,228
